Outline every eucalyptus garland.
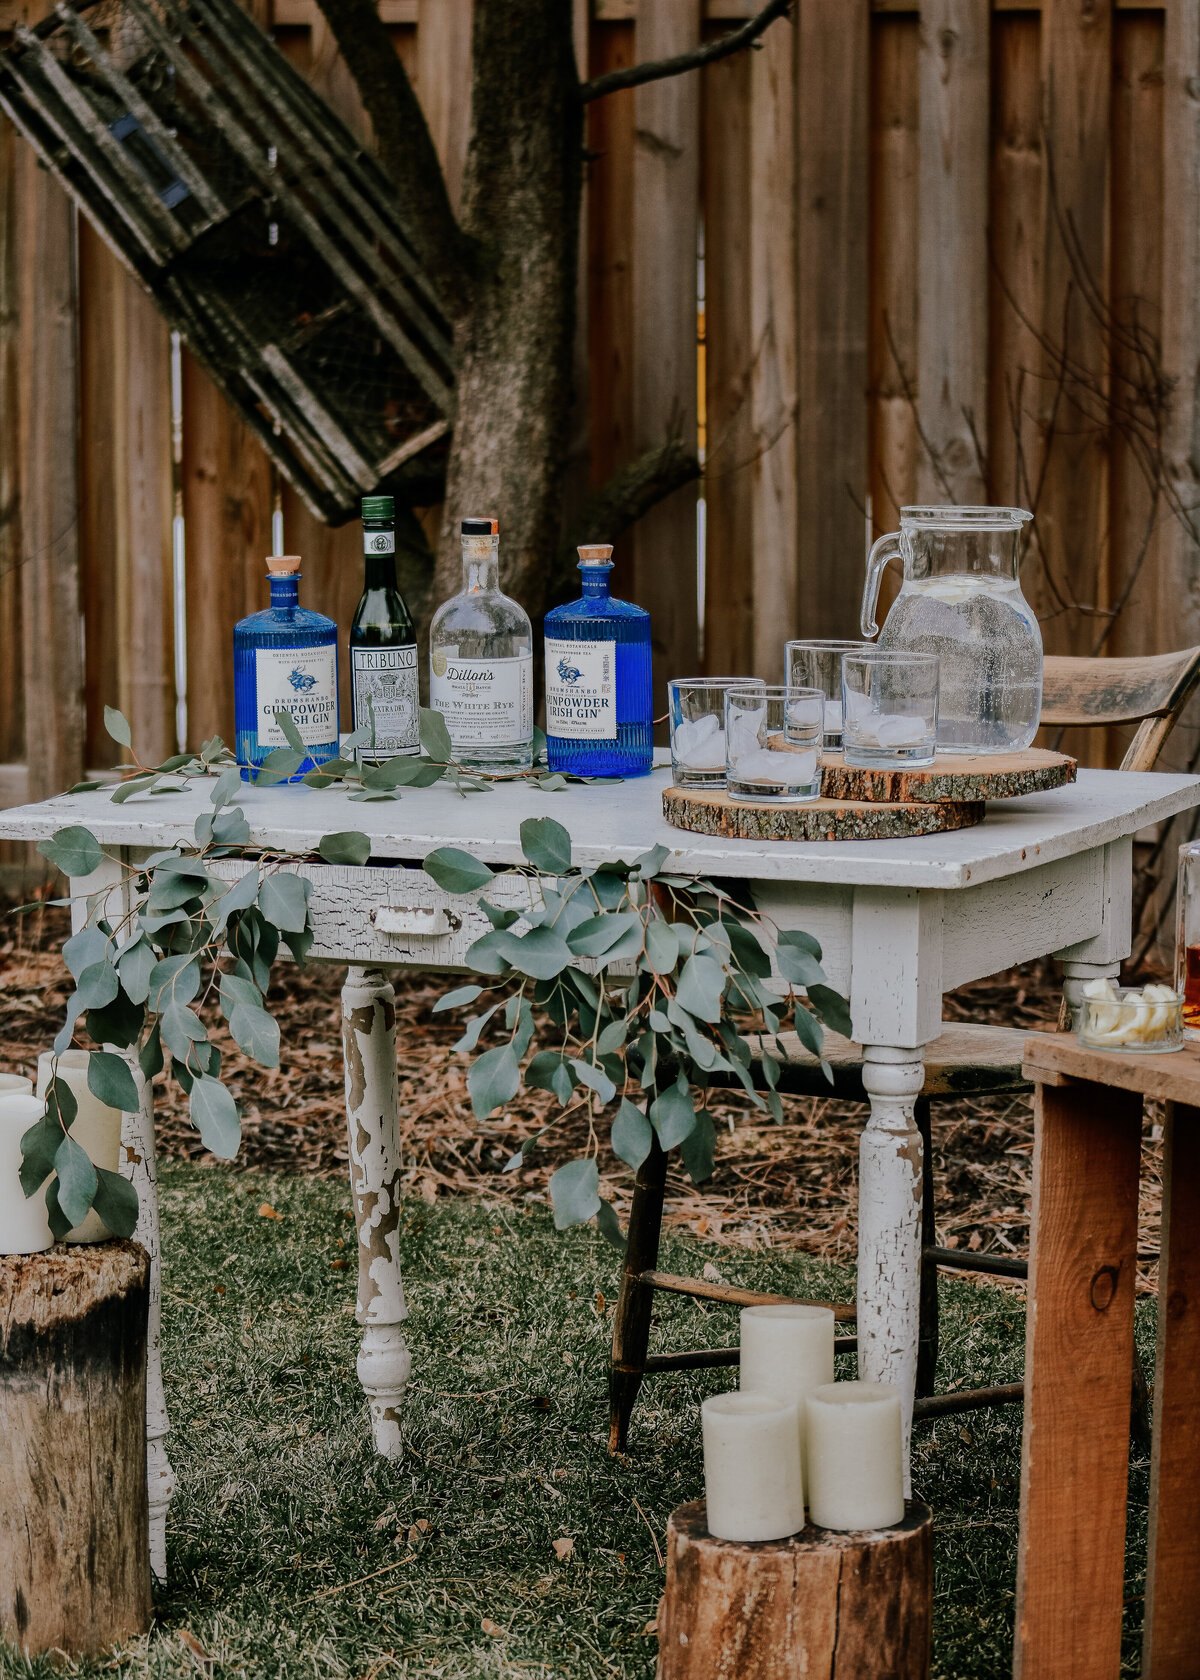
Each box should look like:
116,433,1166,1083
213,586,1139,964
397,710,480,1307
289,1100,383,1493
19,706,849,1248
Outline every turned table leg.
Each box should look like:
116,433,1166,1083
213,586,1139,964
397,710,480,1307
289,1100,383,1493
858,1046,926,1491
341,967,410,1458
119,1058,175,1582
1142,1100,1200,1679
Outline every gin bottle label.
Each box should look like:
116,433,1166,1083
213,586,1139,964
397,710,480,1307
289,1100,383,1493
351,645,419,754
544,637,617,740
254,645,338,745
430,652,533,749
363,530,396,555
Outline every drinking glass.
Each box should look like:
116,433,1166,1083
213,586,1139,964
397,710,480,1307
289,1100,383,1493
725,686,824,803
669,677,765,788
785,640,872,749
841,650,939,767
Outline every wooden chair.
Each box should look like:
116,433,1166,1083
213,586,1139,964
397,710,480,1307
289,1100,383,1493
608,645,1200,1453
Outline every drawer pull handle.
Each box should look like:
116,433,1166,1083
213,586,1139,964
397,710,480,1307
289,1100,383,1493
374,906,452,937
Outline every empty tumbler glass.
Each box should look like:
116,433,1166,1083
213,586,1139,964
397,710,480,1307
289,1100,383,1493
725,686,824,803
842,651,939,767
669,677,766,788
785,640,872,750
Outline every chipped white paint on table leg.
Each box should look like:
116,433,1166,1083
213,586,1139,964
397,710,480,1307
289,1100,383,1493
119,1054,176,1581
857,1046,927,1495
341,966,410,1457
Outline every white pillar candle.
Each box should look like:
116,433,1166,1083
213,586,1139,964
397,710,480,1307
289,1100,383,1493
804,1380,905,1531
701,1391,805,1542
0,1093,53,1255
36,1050,122,1244
0,1074,33,1096
740,1303,835,1482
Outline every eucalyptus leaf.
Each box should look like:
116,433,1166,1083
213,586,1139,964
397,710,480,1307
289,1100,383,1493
212,807,251,846
54,1132,98,1226
777,927,822,961
611,1099,652,1170
38,826,103,877
116,936,156,1005
566,910,642,959
87,1050,140,1113
219,972,263,1018
675,954,726,1024
62,925,109,979
85,991,144,1051
76,961,119,1010
273,707,308,756
520,817,572,875
596,1197,627,1252
633,844,670,878
569,1058,615,1106
111,774,159,803
139,1024,164,1080
318,831,372,867
423,847,494,894
209,867,259,932
419,707,453,762
723,920,772,979
467,1043,521,1120
484,927,572,981
147,953,201,1011
363,755,445,789
209,765,243,811
147,871,205,913
161,1001,208,1058
190,1076,241,1158
228,1002,281,1068
649,1076,696,1149
792,1005,825,1061
680,1108,716,1184
92,1167,138,1238
478,900,519,930
525,1051,576,1107
103,705,132,748
433,984,483,1014
596,1016,628,1055
644,920,678,975
774,942,826,988
549,1157,600,1230
808,984,853,1040
19,1113,60,1196
258,871,311,934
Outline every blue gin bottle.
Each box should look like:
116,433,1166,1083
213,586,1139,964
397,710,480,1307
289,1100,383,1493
544,543,653,777
233,554,340,781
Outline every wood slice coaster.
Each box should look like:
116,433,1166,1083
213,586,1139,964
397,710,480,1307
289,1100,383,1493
817,746,1076,804
662,786,985,841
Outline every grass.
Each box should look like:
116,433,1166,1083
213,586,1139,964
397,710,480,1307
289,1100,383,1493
2,1162,1159,1680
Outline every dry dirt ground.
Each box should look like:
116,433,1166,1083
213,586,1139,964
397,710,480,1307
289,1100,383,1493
0,908,1166,1287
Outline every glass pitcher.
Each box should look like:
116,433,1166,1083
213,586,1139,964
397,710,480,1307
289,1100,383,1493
861,505,1042,754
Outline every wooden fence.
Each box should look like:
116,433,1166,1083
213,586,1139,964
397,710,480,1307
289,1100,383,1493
3,1,1200,891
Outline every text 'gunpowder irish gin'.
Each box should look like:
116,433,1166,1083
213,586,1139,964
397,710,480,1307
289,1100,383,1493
544,543,652,777
429,518,534,771
350,494,419,761
233,554,339,781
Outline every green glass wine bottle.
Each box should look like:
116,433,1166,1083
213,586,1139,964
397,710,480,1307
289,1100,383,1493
350,495,419,760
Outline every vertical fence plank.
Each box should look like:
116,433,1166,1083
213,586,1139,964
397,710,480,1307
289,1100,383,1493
748,12,797,673
587,16,636,596
120,281,175,763
917,0,990,502
415,0,473,213
1038,0,1112,666
702,43,753,676
0,112,22,770
988,8,1044,522
869,10,920,573
18,155,83,803
77,222,122,769
181,355,271,750
796,0,870,639
632,0,701,707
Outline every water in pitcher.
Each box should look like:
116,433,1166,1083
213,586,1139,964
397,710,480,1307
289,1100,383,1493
877,574,1043,752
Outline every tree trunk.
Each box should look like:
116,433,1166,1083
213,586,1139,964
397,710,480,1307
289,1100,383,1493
430,0,581,619
657,1499,933,1680
0,1241,152,1657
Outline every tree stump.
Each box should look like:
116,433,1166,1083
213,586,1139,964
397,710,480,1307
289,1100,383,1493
662,787,984,841
657,1498,932,1680
0,1241,152,1656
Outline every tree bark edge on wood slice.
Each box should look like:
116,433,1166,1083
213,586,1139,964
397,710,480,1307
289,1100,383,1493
1,1240,152,1656
657,1498,933,1680
662,787,985,841
816,747,1077,805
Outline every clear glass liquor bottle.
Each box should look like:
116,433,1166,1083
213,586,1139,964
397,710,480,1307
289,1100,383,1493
543,543,653,777
350,495,419,761
429,518,534,771
233,554,339,781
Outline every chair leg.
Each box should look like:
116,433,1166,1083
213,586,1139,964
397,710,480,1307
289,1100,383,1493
609,1135,668,1453
916,1097,939,1399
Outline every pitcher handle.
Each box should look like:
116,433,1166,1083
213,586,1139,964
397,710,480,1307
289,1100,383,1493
862,531,903,638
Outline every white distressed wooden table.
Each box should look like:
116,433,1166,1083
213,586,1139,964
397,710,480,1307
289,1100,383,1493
2,764,1197,1571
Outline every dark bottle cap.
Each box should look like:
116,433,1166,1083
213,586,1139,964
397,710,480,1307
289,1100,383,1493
461,517,499,536
362,495,395,521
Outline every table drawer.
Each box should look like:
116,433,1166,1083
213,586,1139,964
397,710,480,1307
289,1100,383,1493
210,859,537,971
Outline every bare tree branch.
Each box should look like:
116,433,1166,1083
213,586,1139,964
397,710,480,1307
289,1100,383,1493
312,0,475,319
551,437,701,599
579,0,791,104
